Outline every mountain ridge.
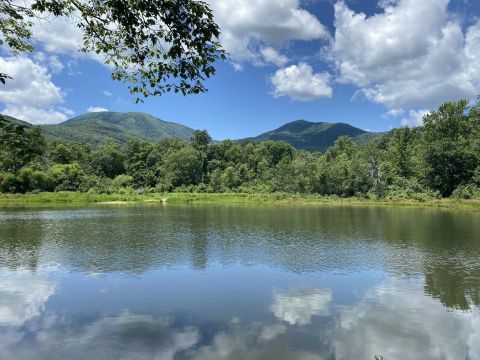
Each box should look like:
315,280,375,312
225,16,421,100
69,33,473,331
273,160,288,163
2,112,383,151
39,111,195,146
239,119,383,152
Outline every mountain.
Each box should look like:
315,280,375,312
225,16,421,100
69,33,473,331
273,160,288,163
0,114,32,127
3,113,383,151
39,112,194,146
239,119,384,152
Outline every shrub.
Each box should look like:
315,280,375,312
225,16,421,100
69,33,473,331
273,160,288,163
385,177,440,201
112,174,133,188
0,173,17,193
451,184,480,200
49,163,86,192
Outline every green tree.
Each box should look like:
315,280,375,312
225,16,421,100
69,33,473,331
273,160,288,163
384,127,416,179
162,146,203,187
49,141,90,165
49,163,86,191
421,99,480,196
190,129,212,183
125,140,166,187
2,0,225,98
0,116,46,173
364,144,384,199
190,130,212,152
89,140,125,178
314,137,368,196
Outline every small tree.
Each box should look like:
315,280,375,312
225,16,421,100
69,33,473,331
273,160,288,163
190,130,212,152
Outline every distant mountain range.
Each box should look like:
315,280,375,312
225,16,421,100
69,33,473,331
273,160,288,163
239,119,383,152
1,112,384,151
38,112,195,146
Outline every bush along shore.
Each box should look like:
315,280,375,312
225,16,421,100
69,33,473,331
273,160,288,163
0,192,479,210
1,99,480,204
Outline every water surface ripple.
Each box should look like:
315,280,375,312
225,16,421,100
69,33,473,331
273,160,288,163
0,204,479,359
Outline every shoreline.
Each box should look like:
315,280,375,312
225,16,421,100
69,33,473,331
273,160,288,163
0,192,479,210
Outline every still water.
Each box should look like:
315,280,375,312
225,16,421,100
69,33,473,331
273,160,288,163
0,204,479,359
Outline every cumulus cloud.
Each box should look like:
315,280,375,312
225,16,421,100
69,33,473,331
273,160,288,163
383,109,405,118
87,106,109,113
260,47,289,66
401,109,430,127
207,0,328,64
270,288,332,325
7,0,83,56
329,0,480,110
271,63,332,101
34,52,64,74
31,15,84,54
0,57,73,124
2,105,74,125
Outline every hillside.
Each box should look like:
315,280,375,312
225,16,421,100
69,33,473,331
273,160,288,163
0,114,32,127
239,120,383,152
39,112,194,146
2,113,383,151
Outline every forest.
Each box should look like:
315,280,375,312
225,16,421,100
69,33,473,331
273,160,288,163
1,99,479,201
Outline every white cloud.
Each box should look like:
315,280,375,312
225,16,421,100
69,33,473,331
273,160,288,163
87,106,109,113
0,57,62,107
329,0,480,110
270,288,332,325
0,311,199,360
259,324,287,342
260,47,289,66
465,20,480,83
334,280,480,360
193,318,329,360
2,105,73,124
102,90,113,97
401,109,430,127
34,52,64,73
0,57,73,124
271,63,332,101
207,0,328,65
0,270,56,326
383,109,405,118
32,15,84,54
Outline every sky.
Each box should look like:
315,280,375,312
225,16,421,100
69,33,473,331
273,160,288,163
1,0,480,139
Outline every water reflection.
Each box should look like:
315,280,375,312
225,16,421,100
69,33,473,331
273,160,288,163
0,267,478,359
0,269,56,326
334,280,480,359
271,289,332,325
0,205,479,359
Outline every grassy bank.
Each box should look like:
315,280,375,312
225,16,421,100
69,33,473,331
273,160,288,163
0,191,479,209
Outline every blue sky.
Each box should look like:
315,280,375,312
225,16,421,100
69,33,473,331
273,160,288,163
1,0,480,139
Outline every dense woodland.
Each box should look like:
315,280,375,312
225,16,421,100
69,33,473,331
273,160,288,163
1,99,479,200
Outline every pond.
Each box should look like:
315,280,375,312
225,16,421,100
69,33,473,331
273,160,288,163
0,204,479,359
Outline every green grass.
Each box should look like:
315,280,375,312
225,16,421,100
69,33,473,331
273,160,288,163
1,191,479,210
0,192,158,204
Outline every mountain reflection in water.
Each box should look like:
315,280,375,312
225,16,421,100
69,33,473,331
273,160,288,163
0,204,479,359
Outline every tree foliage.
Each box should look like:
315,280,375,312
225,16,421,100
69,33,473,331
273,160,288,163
0,115,46,174
1,0,225,99
1,99,479,200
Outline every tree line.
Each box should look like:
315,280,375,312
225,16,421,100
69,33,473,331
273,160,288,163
1,99,479,200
